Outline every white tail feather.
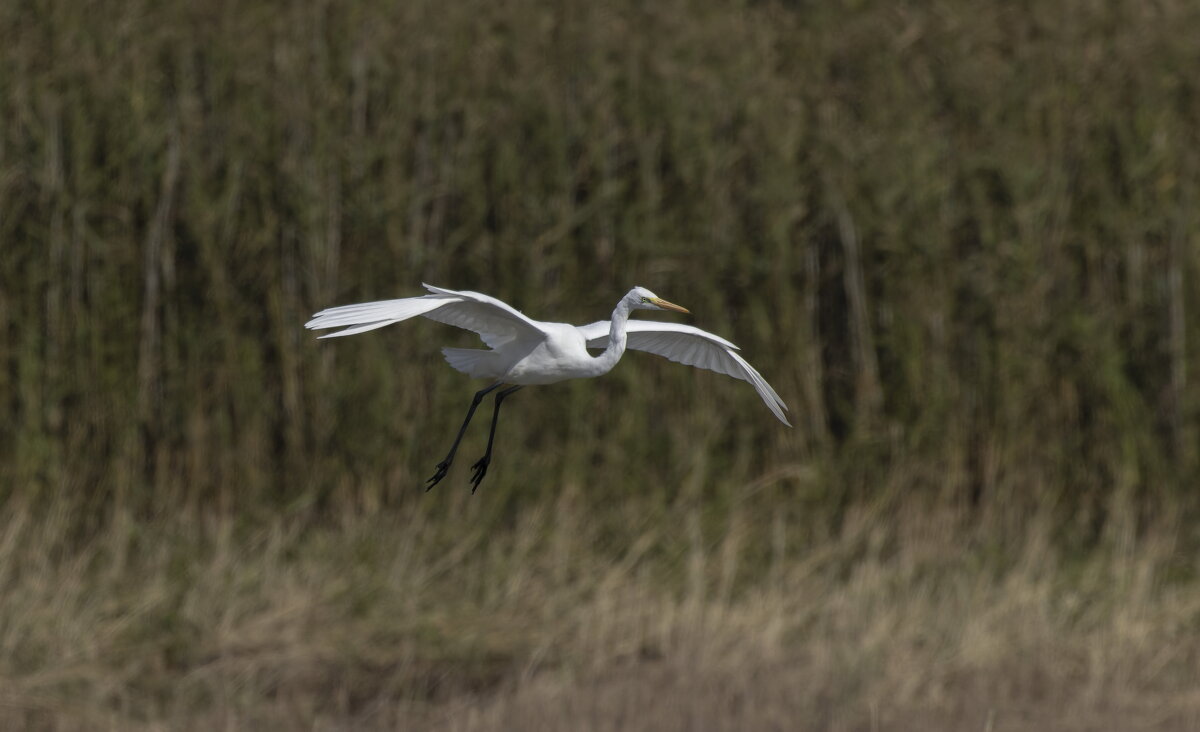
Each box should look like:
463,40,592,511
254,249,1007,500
441,348,500,379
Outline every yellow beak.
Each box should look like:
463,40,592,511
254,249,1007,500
651,297,690,314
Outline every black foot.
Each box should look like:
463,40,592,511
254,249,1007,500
426,460,452,491
469,455,491,493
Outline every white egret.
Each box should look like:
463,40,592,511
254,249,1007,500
306,284,789,491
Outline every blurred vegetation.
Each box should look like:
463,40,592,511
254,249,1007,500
3,0,1200,726
4,0,1199,529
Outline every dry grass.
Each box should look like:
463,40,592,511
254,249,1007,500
2,485,1198,731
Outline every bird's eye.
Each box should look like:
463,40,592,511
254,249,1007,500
641,297,650,303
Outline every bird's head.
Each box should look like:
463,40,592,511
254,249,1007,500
628,287,690,314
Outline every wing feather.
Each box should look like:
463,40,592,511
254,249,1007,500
578,320,790,425
306,284,548,347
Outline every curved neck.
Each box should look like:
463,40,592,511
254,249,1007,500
590,298,634,375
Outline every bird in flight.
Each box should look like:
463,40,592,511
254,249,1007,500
306,284,789,492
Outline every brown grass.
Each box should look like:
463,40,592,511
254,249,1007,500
2,485,1198,731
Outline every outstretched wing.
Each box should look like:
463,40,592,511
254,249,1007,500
578,320,790,426
305,283,547,349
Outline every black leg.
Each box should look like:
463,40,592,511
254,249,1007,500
426,382,503,490
469,385,523,493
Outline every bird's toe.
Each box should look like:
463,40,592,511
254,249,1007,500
469,458,490,493
426,461,452,491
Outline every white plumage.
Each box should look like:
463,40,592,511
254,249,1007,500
306,284,789,491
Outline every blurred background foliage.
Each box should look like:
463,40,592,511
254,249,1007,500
2,0,1200,535
6,1,1200,726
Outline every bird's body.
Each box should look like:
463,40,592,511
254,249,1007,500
306,284,789,490
485,322,595,384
